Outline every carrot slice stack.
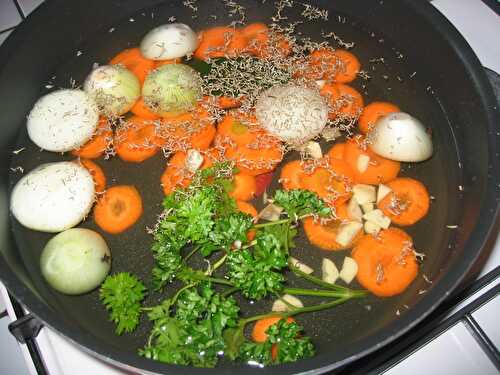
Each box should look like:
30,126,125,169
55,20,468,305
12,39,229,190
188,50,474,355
307,49,360,83
94,185,143,234
352,228,418,297
321,83,364,120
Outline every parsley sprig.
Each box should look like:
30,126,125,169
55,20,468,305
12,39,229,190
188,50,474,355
99,163,366,368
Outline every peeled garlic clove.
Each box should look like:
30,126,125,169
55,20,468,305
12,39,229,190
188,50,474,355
369,112,433,162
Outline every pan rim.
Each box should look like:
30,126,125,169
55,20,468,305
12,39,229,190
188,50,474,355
0,0,499,373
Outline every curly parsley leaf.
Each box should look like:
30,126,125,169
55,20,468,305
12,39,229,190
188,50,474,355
140,284,240,368
99,273,146,335
273,189,331,219
239,319,314,366
227,248,285,300
266,319,315,364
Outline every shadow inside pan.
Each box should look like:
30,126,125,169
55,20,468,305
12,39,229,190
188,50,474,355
7,0,466,373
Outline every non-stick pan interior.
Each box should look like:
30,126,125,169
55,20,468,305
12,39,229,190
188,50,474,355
1,1,497,374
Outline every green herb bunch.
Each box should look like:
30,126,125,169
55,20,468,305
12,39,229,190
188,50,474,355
100,163,366,368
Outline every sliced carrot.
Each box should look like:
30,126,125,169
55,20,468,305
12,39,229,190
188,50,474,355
301,159,354,207
236,200,258,219
194,27,247,60
223,137,284,176
377,177,430,226
217,96,243,109
303,214,362,251
279,160,305,190
321,83,364,120
216,113,260,146
156,109,216,151
71,118,112,159
327,142,346,160
130,97,160,120
115,116,159,163
109,47,155,84
343,135,400,184
306,49,360,83
160,151,213,195
229,173,257,201
252,317,295,343
352,228,418,297
236,200,258,241
241,23,291,59
78,159,106,193
94,185,143,234
358,102,400,134
217,120,284,176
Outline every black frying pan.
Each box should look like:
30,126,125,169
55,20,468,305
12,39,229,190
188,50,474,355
1,1,499,374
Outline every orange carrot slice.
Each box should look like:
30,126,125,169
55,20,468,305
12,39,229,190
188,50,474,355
71,118,112,159
115,116,159,163
94,185,143,234
252,317,295,343
321,83,364,120
109,47,155,84
352,228,418,297
194,27,247,60
327,142,346,160
229,173,257,201
78,158,106,193
156,108,216,151
279,160,305,190
303,214,362,251
306,49,360,83
130,97,160,120
160,151,213,195
358,102,400,134
343,135,400,184
377,177,430,226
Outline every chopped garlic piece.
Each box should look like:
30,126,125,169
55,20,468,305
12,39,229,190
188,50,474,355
322,258,339,284
258,203,283,221
361,203,374,213
289,256,314,274
352,184,377,205
363,209,391,229
346,198,363,222
272,294,304,312
364,220,381,235
377,184,392,203
357,154,370,173
336,221,363,247
339,256,358,284
185,149,203,172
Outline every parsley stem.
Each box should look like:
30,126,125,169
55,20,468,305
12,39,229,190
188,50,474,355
222,287,239,298
253,218,291,228
183,246,200,263
289,266,350,292
242,297,351,325
283,287,360,299
188,273,233,286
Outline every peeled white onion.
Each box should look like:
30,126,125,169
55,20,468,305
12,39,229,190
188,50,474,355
84,65,141,116
40,228,111,295
10,162,95,233
142,64,202,116
369,112,433,162
140,23,198,60
256,84,328,145
27,89,99,152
